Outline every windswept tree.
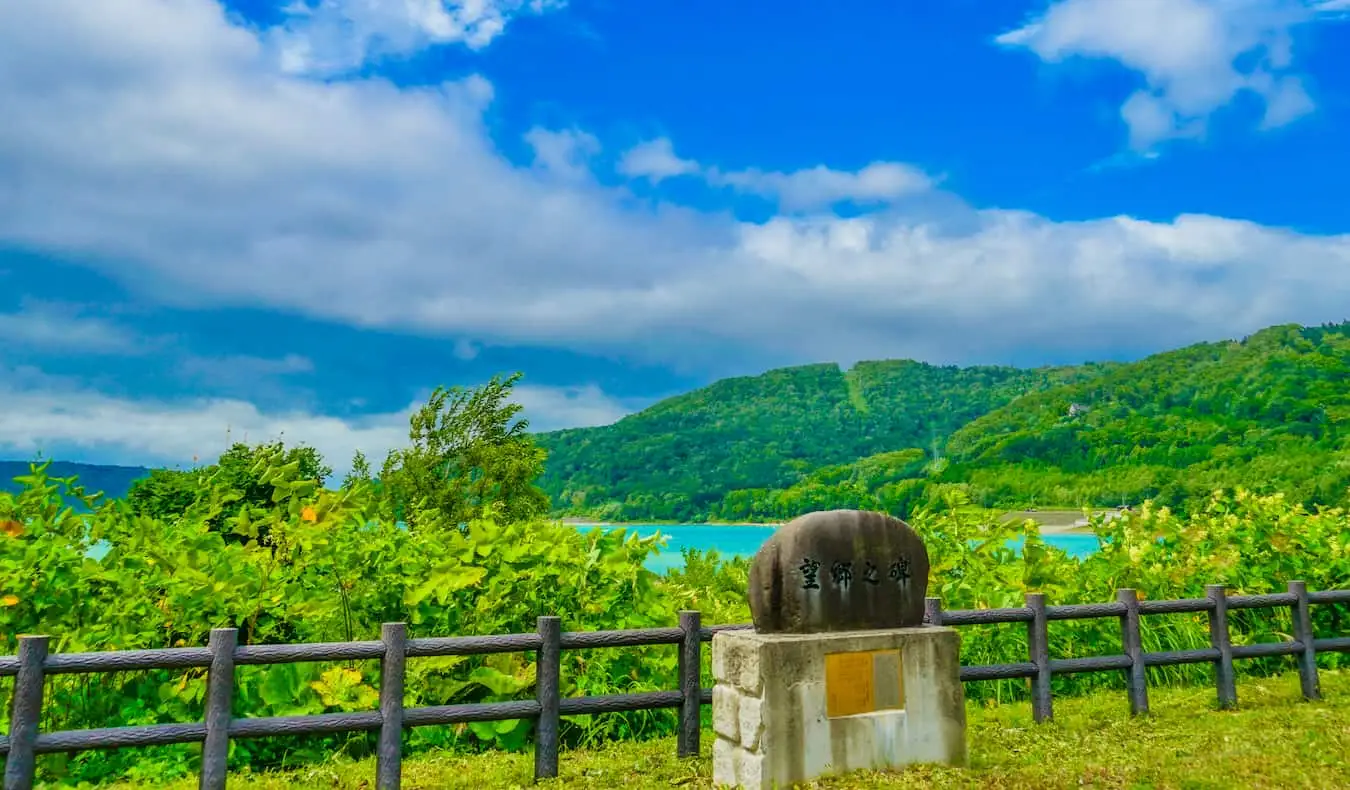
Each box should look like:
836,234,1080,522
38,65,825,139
379,373,550,529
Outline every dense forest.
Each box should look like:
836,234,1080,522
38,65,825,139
538,322,1350,522
536,360,1102,520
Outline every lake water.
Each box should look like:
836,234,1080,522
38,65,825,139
579,524,1102,574
86,522,1100,572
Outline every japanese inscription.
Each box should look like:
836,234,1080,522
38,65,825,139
829,560,853,589
747,509,931,634
796,556,914,590
889,557,911,583
799,558,821,590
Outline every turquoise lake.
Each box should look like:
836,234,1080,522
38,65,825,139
577,524,1102,574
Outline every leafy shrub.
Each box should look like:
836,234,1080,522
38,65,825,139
0,458,680,784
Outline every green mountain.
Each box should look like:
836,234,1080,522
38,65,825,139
0,461,151,500
539,322,1350,522
535,359,1104,521
933,322,1350,511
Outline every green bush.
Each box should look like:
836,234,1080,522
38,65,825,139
0,462,681,784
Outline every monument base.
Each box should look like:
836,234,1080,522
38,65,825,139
711,626,966,789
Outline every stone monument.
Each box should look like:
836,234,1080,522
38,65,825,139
712,510,967,789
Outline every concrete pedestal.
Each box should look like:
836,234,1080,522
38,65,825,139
710,626,966,789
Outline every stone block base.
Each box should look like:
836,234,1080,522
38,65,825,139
710,626,966,789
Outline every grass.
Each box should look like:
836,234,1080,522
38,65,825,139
98,669,1350,790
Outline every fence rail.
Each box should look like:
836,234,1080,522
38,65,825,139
4,582,1349,790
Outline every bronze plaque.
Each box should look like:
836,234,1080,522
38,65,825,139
825,649,905,718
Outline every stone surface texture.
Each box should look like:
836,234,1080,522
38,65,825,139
711,627,966,789
747,509,930,634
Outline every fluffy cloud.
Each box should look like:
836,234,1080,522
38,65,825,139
709,162,934,212
272,0,568,75
0,374,633,476
525,127,602,181
619,137,934,210
997,0,1335,150
2,0,1350,387
617,138,702,182
0,303,145,355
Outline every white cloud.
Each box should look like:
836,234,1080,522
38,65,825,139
0,375,633,475
511,383,631,431
0,303,145,355
452,338,481,360
272,0,568,75
1,0,1349,389
525,127,601,181
997,0,1337,150
709,162,935,212
619,137,934,211
178,353,316,381
617,138,701,182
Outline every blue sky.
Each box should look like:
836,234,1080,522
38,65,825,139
1,0,1348,475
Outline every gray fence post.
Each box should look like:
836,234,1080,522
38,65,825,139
1288,581,1320,701
534,616,562,782
1116,589,1148,716
200,628,237,790
1025,593,1052,723
4,635,49,790
1206,584,1237,709
377,623,407,790
677,611,701,758
924,597,943,626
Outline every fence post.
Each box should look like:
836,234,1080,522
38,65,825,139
4,635,49,790
1206,584,1237,709
677,611,702,758
1025,593,1052,723
377,623,407,790
1288,581,1321,701
200,628,237,790
534,615,562,782
924,597,943,626
1116,589,1148,716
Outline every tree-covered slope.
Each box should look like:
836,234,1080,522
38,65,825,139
0,460,150,500
931,322,1350,510
540,322,1350,521
535,360,1101,520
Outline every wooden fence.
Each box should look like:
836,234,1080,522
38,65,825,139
3,581,1349,790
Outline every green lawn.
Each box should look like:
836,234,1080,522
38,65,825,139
102,669,1350,790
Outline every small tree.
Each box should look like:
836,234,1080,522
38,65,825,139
341,450,374,491
380,373,550,529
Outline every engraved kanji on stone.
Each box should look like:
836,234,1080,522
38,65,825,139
889,557,912,583
799,557,821,590
746,510,931,633
830,561,854,588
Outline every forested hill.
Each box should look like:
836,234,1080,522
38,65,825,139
0,461,150,500
534,359,1103,521
538,322,1350,522
929,322,1350,510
